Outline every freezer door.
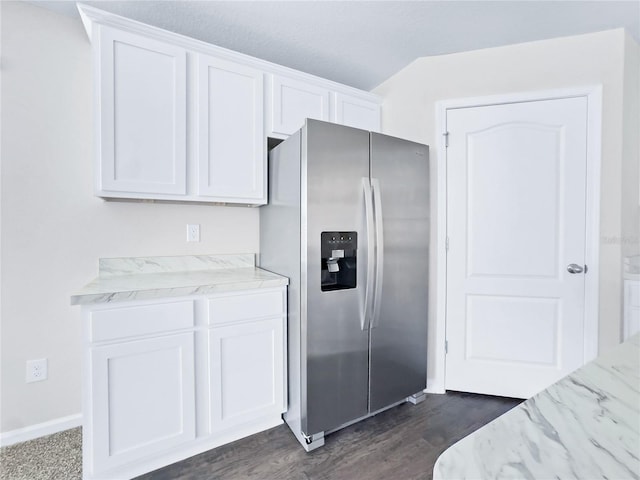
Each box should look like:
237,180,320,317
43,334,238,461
369,132,429,412
302,120,371,435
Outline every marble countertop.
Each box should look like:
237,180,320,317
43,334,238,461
71,254,288,305
434,333,640,479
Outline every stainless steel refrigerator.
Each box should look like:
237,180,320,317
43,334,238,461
260,119,429,451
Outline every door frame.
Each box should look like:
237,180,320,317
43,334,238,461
430,86,603,394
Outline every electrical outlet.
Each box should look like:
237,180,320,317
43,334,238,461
26,358,48,383
186,224,200,242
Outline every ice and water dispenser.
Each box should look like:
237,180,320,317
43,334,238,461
320,232,357,291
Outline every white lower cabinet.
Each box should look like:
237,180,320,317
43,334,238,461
89,333,196,474
624,279,640,340
209,317,285,431
82,287,287,480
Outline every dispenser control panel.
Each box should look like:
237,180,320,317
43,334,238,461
321,231,357,291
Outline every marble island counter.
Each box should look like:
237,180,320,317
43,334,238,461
434,333,640,479
70,254,288,305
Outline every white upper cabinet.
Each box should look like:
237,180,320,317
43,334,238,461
98,26,187,196
79,5,380,205
333,93,381,132
269,75,330,137
196,55,265,203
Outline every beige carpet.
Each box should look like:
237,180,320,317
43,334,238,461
0,428,81,480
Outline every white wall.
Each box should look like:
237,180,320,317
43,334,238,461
374,29,639,389
0,1,260,433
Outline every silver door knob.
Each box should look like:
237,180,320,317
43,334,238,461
567,264,584,274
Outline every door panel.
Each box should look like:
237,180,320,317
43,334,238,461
99,26,187,195
91,334,195,472
303,120,370,435
466,295,559,365
446,97,588,399
271,76,330,136
369,133,429,411
209,318,284,432
467,124,561,279
197,55,264,202
333,93,381,132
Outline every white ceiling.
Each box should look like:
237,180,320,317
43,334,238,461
26,0,640,90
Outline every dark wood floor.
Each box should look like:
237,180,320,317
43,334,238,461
138,392,522,480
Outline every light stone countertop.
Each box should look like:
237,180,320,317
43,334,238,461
71,254,288,305
433,333,640,479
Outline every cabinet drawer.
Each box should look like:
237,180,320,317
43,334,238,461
90,300,194,342
208,290,284,325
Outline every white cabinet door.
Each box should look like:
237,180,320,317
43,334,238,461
333,93,381,132
89,333,196,474
209,317,285,432
197,55,265,203
624,280,640,340
98,26,187,196
270,75,330,136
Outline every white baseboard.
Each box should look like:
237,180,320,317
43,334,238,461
0,413,82,447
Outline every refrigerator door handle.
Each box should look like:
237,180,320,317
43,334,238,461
371,178,384,328
362,177,375,331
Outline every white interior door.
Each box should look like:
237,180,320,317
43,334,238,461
445,97,589,399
